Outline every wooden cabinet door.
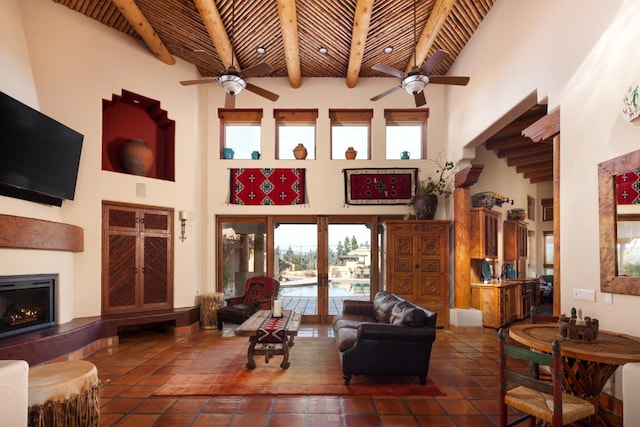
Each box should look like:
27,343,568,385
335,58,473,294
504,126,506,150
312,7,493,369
385,220,450,328
102,203,173,314
504,220,528,260
470,208,500,258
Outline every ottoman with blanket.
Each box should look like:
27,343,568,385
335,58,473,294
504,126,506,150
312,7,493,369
332,291,437,385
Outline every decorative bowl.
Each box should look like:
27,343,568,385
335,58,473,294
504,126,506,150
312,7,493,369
471,192,495,209
507,208,526,220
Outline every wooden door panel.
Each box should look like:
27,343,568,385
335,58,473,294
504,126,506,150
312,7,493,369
107,206,138,231
106,234,137,310
143,235,169,306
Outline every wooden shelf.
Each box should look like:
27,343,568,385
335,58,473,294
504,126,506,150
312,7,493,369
0,214,83,252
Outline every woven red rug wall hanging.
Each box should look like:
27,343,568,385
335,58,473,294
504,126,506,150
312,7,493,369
229,168,305,205
343,168,417,205
616,168,640,204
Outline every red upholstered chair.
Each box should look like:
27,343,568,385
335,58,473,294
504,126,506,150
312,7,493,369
216,276,280,330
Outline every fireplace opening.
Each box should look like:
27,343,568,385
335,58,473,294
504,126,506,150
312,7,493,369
0,274,56,339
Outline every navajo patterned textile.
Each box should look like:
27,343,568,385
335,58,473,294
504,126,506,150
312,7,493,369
616,168,640,204
343,168,417,205
230,168,305,205
257,310,292,344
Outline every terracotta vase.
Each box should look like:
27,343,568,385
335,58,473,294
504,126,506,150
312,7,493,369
412,193,438,220
345,146,357,160
121,138,154,176
293,143,308,160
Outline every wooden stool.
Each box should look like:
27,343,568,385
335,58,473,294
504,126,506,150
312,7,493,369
28,360,100,427
200,292,225,329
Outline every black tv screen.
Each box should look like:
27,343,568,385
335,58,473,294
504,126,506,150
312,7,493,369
0,92,84,206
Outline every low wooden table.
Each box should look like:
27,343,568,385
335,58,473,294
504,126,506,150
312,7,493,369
235,310,302,369
509,324,640,427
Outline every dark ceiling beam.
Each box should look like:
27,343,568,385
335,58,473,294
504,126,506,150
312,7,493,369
507,152,553,167
497,144,552,159
530,175,553,183
406,0,457,73
485,135,533,151
346,0,374,88
516,160,553,174
523,109,560,142
277,0,302,88
111,0,175,65
524,168,554,179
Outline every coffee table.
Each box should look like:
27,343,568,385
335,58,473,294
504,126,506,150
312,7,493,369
235,310,302,369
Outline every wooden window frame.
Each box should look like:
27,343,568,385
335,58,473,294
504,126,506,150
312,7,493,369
541,198,553,222
274,109,319,160
218,108,263,159
329,109,373,160
384,109,429,160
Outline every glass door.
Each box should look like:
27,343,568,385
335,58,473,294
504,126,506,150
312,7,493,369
273,216,378,322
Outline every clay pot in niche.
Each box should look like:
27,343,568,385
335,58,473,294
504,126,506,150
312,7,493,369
121,138,154,176
293,143,308,160
345,147,357,160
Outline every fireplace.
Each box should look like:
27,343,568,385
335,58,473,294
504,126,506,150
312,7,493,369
0,274,56,339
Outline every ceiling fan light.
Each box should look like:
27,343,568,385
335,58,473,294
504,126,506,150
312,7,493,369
219,74,246,96
402,74,428,95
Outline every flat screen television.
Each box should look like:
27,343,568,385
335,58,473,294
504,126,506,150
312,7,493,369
0,91,84,206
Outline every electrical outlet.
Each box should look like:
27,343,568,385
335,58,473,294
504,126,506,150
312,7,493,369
573,288,596,302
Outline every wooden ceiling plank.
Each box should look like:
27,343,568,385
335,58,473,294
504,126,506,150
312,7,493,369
523,169,554,179
407,0,457,73
276,0,302,88
110,0,175,65
530,175,553,183
485,135,533,151
522,109,560,142
346,0,374,88
516,161,554,174
193,0,238,69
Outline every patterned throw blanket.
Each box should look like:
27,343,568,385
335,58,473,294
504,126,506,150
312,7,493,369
257,310,291,343
229,168,305,205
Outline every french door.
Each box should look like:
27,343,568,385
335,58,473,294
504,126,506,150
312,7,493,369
217,215,384,323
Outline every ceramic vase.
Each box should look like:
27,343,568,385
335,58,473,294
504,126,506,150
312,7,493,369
293,143,307,160
412,193,438,220
345,146,357,160
120,138,154,176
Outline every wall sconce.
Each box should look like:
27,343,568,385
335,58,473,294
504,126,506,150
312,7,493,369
179,210,188,242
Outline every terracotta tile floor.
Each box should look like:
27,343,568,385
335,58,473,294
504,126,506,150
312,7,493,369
83,322,588,427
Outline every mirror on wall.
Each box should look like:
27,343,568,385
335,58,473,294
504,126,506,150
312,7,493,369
599,149,640,295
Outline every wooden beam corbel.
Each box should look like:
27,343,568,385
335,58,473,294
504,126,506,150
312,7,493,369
454,164,484,188
110,0,175,65
346,0,374,88
522,109,560,142
276,0,302,88
406,0,457,73
193,0,238,69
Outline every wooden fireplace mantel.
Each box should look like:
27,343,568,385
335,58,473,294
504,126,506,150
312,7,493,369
0,214,84,252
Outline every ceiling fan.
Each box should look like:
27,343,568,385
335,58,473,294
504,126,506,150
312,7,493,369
180,51,279,108
370,0,470,107
179,0,278,108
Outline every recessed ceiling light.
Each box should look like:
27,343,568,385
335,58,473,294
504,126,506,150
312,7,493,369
318,47,328,54
256,46,266,54
384,46,393,54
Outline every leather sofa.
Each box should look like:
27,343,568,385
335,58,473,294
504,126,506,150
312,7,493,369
332,291,437,385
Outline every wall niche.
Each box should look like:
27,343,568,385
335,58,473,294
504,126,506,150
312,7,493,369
102,89,175,181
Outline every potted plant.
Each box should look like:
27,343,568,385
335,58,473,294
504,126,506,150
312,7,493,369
410,156,456,220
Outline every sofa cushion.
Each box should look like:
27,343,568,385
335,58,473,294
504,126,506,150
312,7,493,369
333,316,374,330
390,301,426,327
373,292,401,323
336,326,358,352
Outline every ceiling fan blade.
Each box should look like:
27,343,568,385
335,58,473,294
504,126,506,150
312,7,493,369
242,62,274,78
428,76,470,86
414,91,426,107
372,64,406,78
370,85,403,102
245,83,279,102
193,49,226,75
225,92,235,109
180,78,219,86
422,50,450,75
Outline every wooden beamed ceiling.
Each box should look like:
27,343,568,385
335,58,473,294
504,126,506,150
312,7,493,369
483,105,556,184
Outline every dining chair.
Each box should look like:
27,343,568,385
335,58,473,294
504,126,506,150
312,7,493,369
498,328,594,427
529,305,560,381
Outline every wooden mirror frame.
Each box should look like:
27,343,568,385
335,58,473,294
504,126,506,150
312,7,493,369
599,148,640,295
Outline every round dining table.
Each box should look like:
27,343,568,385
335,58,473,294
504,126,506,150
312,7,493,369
509,323,640,427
